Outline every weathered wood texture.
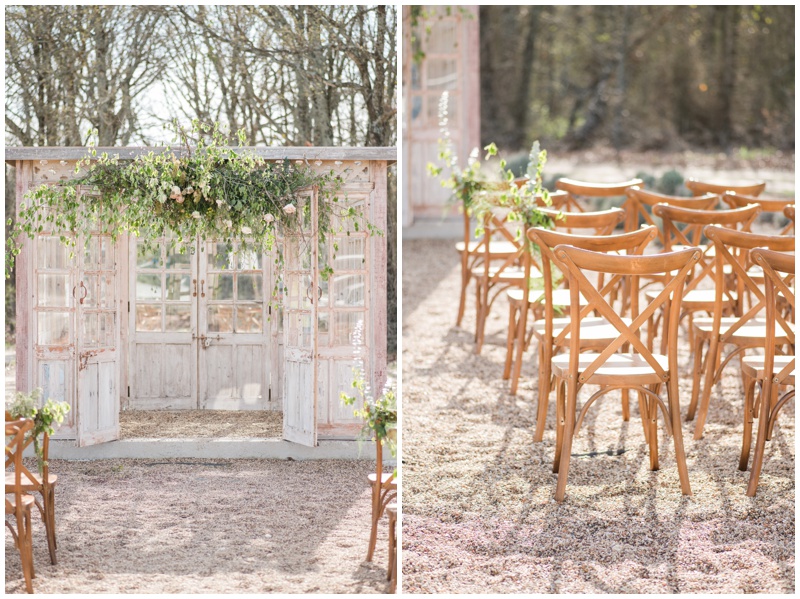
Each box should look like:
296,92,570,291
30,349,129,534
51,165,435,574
13,150,390,442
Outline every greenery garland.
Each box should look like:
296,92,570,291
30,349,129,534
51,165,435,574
6,121,380,281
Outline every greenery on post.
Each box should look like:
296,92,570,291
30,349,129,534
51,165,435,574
7,388,70,473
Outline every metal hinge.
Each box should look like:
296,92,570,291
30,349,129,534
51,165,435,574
127,386,130,398
127,301,130,312
268,387,272,401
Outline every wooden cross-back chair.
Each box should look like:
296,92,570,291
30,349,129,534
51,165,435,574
722,193,796,235
622,187,719,238
504,207,627,397
454,188,568,327
685,178,766,198
367,435,397,563
739,248,795,496
4,418,59,566
6,417,36,594
689,226,795,439
554,177,643,213
525,225,658,442
548,245,700,501
647,203,761,355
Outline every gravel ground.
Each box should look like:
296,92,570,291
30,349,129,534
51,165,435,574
5,458,393,594
401,238,794,594
120,410,284,439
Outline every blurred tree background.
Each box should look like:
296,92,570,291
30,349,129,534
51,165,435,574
5,5,398,357
479,5,794,154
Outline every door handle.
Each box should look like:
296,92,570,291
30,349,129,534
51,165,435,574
79,281,87,305
306,284,322,304
192,279,197,297
200,279,205,298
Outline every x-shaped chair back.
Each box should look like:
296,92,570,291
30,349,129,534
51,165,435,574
785,205,795,227
538,207,626,236
745,248,795,496
686,179,766,197
752,247,795,380
5,417,35,593
553,245,701,387
528,225,657,349
624,187,718,238
554,177,643,213
704,226,795,348
723,193,796,235
653,203,760,299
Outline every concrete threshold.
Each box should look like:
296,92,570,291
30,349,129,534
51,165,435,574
47,438,385,461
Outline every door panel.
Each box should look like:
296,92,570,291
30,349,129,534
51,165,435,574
283,190,318,446
129,238,197,409
198,242,271,410
77,233,120,447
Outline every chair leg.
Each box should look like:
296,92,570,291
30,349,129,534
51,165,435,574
510,302,529,396
366,483,380,562
747,381,776,497
668,376,692,496
555,377,578,501
457,254,469,326
474,281,487,353
694,337,721,439
687,335,706,421
637,390,650,443
45,486,58,565
503,302,517,380
535,342,552,443
552,378,565,472
645,387,660,471
739,377,757,471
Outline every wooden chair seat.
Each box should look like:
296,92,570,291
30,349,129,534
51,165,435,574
6,472,58,492
692,316,793,343
552,352,669,385
532,316,632,344
456,239,518,255
741,355,795,383
6,493,36,512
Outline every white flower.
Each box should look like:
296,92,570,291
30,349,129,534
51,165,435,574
224,219,232,228
191,211,201,219
283,203,296,215
216,199,225,207
184,186,194,195
241,226,252,234
170,185,182,199
175,195,184,204
263,213,275,223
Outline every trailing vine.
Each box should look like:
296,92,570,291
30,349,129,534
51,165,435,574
6,121,381,283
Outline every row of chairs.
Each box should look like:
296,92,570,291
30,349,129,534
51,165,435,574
5,414,60,594
454,177,794,500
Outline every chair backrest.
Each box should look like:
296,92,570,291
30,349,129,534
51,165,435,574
528,226,658,345
624,187,718,236
722,193,795,234
552,245,701,384
538,206,626,236
653,203,761,297
750,247,795,385
5,418,34,513
704,225,795,343
784,205,795,223
554,177,644,212
685,178,766,197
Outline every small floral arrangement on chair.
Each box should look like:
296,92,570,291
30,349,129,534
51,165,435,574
6,388,70,473
340,321,397,458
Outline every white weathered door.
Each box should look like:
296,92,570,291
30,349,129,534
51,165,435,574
129,238,198,409
76,234,121,446
282,190,319,446
197,242,271,409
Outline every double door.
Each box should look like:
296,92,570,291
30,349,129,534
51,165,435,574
129,239,273,411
